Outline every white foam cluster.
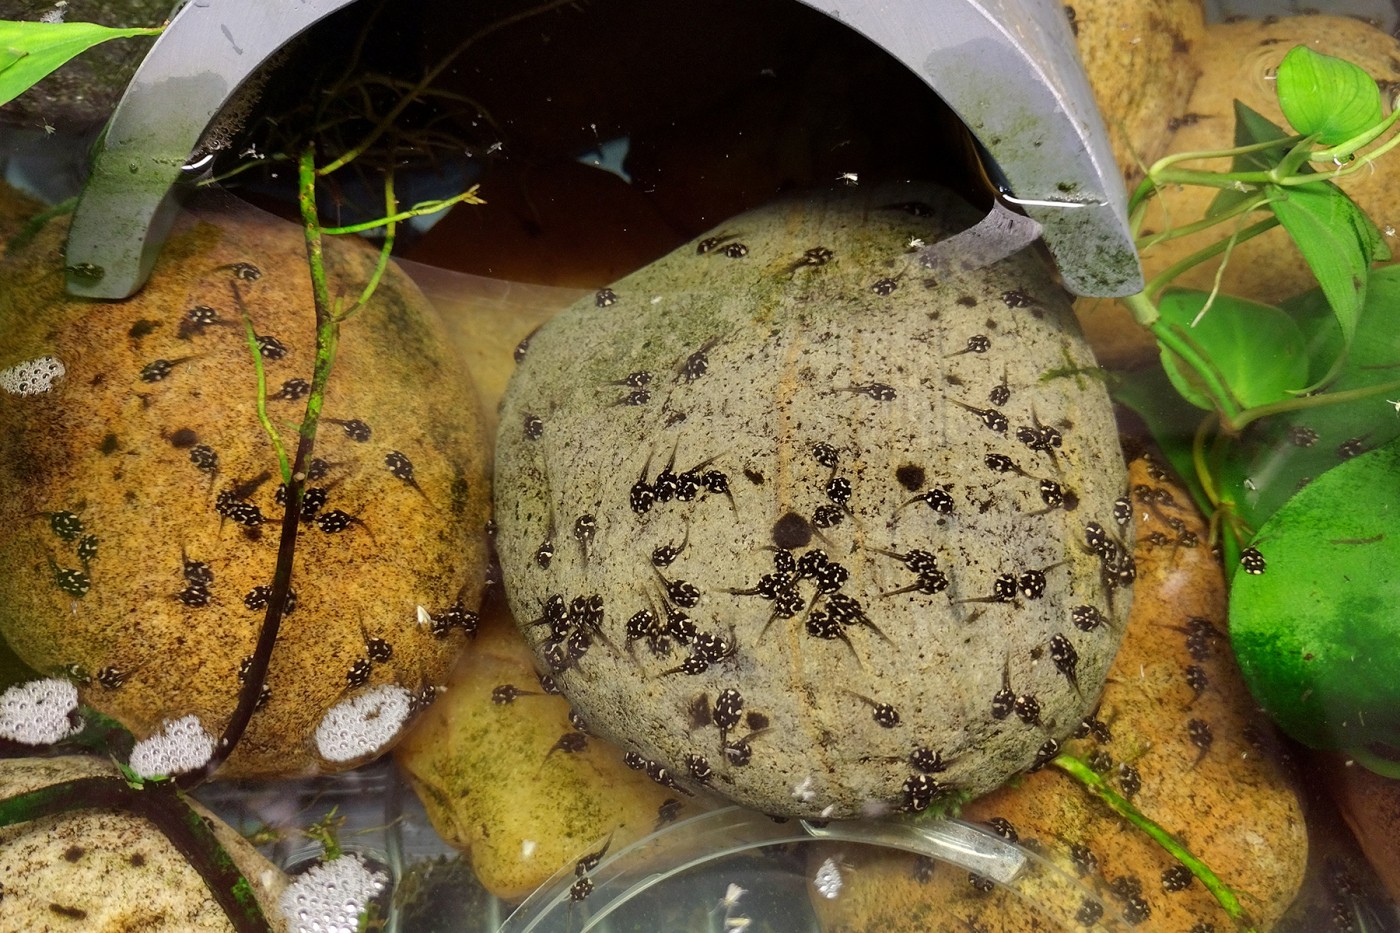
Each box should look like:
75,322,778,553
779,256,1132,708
0,678,79,745
128,715,216,778
813,856,844,899
313,684,412,763
279,853,387,933
0,355,65,396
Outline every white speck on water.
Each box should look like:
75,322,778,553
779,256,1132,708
521,839,537,860
1385,225,1396,237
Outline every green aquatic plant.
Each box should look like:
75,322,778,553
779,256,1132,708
1114,46,1400,772
0,19,164,107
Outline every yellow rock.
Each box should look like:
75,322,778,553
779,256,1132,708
0,755,287,931
0,197,492,778
394,600,705,901
1070,0,1206,185
1077,14,1400,367
808,453,1307,931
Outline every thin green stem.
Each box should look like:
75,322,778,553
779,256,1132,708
1226,377,1400,433
1141,135,1305,181
232,281,291,484
1150,319,1246,423
1142,217,1279,299
1191,414,1222,509
1310,106,1400,162
320,186,483,237
1135,193,1275,253
1051,754,1255,931
339,172,402,322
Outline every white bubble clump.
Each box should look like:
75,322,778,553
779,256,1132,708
279,853,387,933
0,678,79,744
0,355,65,396
128,714,216,778
313,684,412,763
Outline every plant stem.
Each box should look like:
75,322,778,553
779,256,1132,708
1135,193,1274,253
1051,754,1256,932
1141,217,1279,299
320,187,483,237
175,144,339,789
1226,377,1400,433
232,281,291,484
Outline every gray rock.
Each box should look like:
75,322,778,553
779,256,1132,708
494,182,1132,819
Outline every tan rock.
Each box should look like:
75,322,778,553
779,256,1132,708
1070,0,1206,185
1077,14,1400,367
394,600,704,901
808,453,1307,932
493,181,1131,819
0,197,492,778
0,755,287,931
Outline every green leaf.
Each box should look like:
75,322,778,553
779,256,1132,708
0,20,162,108
1276,45,1384,147
1229,437,1400,773
1209,265,1400,534
1207,102,1296,219
1267,180,1386,353
1155,289,1309,411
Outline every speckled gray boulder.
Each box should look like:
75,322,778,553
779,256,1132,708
493,182,1132,819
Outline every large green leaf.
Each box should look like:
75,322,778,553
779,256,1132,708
1155,288,1309,411
1276,45,1385,147
1268,180,1387,354
1229,436,1400,774
0,20,162,108
1209,265,1400,534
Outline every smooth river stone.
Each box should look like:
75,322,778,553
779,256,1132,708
0,197,492,778
493,181,1133,819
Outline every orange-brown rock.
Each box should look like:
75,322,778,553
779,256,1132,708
808,453,1307,932
1316,751,1400,903
394,599,707,901
0,196,492,778
1070,0,1206,186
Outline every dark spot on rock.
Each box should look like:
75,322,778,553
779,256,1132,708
98,433,119,455
62,845,84,862
957,295,977,307
128,319,160,339
169,428,198,448
895,464,926,491
128,852,146,867
50,904,88,919
771,511,813,550
744,468,765,485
